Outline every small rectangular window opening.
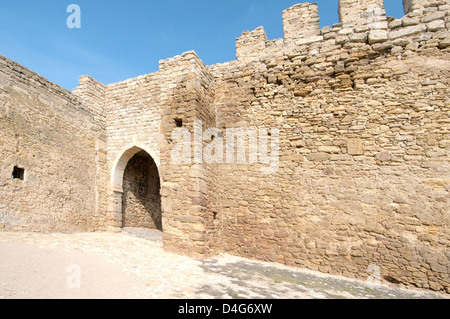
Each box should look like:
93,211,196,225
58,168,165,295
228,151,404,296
175,118,183,128
12,166,24,180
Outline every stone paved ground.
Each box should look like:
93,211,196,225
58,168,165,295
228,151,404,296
0,230,447,299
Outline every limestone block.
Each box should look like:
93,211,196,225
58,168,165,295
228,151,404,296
376,152,391,162
389,19,403,29
350,33,368,43
389,24,427,39
403,17,421,27
369,29,388,44
421,12,446,24
347,139,364,155
295,36,324,46
427,20,445,31
294,86,312,97
318,146,341,154
306,152,331,162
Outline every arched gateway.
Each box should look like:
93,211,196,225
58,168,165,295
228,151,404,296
109,144,162,231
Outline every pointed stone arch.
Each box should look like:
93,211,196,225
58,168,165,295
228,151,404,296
108,143,163,230
111,143,161,192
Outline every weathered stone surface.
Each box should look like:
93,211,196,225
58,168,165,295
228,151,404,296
318,146,341,154
1,0,449,295
347,139,364,156
294,86,312,97
283,3,321,42
369,30,389,44
422,12,446,24
306,152,331,162
439,36,450,48
427,20,445,31
0,58,104,233
339,0,387,27
376,152,392,162
389,19,403,29
389,24,427,39
350,33,368,43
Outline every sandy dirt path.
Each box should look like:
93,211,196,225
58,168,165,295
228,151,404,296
0,230,447,299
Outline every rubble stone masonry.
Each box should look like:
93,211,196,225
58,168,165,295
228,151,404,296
0,56,104,232
0,0,449,293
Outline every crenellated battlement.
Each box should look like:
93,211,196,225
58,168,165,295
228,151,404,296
236,26,268,62
2,0,450,295
403,0,442,14
73,75,106,127
283,3,321,42
235,0,450,62
339,0,387,28
76,0,449,89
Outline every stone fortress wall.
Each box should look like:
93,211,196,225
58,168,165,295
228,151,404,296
0,0,449,292
0,56,104,232
208,0,450,293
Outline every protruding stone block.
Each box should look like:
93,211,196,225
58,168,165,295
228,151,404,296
368,29,388,44
347,139,363,155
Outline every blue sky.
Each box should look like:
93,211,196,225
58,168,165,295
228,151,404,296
0,1,406,91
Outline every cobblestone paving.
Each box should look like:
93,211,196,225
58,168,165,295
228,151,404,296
0,230,447,299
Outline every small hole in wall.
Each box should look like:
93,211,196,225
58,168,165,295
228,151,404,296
175,118,183,128
213,212,218,220
12,166,24,180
